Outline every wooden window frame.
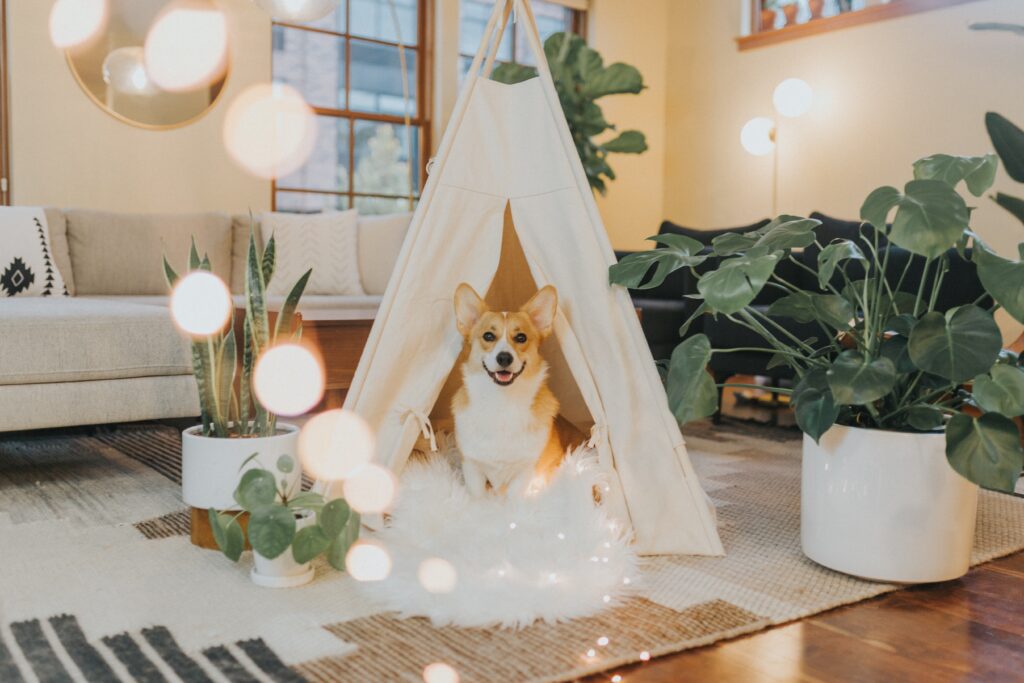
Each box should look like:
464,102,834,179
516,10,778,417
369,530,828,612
272,0,433,211
738,0,986,51
457,1,586,70
0,0,10,205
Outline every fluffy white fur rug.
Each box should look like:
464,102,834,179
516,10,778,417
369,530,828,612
361,434,638,629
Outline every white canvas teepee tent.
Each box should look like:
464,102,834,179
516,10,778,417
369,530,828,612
324,0,723,556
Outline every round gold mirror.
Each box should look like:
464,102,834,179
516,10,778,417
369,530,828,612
66,0,230,130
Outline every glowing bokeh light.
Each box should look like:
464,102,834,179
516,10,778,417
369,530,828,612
103,47,158,96
740,117,776,156
49,0,108,50
773,78,813,118
253,344,325,417
422,662,460,683
418,558,457,594
144,0,228,92
170,271,232,337
345,542,392,582
223,83,317,180
343,464,397,514
298,410,375,481
254,0,340,22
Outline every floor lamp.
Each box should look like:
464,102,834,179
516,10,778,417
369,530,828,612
740,78,814,217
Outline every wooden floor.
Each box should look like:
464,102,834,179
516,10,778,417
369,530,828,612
591,551,1024,683
586,379,1024,682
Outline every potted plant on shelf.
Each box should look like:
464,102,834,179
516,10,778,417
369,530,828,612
611,150,1024,583
164,229,312,549
209,452,360,587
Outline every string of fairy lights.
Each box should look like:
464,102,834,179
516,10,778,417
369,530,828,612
47,0,655,679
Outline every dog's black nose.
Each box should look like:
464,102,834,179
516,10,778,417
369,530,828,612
496,352,513,368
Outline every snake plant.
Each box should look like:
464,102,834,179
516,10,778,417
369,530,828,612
164,226,311,438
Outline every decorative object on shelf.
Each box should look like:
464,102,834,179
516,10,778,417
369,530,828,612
764,0,799,28
165,226,315,548
62,0,230,129
491,32,648,195
611,144,1024,581
208,452,360,587
253,0,340,23
740,78,814,214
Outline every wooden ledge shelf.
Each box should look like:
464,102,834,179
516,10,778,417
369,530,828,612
737,0,985,51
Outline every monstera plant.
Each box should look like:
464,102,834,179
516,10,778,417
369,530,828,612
611,149,1024,494
492,32,647,194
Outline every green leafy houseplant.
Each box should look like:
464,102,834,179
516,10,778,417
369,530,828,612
163,228,311,438
611,150,1024,493
491,32,648,195
208,453,360,568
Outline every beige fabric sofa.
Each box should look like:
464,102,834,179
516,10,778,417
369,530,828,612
0,209,410,432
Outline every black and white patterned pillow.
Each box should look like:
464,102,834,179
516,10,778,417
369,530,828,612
0,207,68,297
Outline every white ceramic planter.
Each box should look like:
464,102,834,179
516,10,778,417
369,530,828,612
802,424,979,583
181,423,302,510
251,513,316,588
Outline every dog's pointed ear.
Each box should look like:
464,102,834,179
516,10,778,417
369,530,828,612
522,285,558,337
454,283,486,336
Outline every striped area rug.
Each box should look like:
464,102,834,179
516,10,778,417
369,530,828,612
2,421,1023,682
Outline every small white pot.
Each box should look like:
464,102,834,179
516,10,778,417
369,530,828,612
802,424,979,583
251,513,316,588
181,423,301,510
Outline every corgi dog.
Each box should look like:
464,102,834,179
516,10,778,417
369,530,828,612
451,283,567,497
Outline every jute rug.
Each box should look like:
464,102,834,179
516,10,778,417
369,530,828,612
2,421,1023,683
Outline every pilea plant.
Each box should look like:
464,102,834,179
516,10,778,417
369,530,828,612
209,453,360,567
492,32,647,195
611,147,1024,493
164,225,311,438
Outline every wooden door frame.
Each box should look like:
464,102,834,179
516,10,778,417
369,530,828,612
0,0,10,205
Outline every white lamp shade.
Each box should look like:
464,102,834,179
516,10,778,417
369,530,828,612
773,78,813,118
253,0,341,22
102,47,159,96
741,117,776,156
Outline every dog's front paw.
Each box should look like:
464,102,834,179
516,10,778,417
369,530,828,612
462,460,488,497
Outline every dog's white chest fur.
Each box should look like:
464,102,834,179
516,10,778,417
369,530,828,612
455,368,550,493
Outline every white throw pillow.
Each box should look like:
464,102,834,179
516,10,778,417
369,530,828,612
358,212,413,295
260,210,365,297
0,207,69,297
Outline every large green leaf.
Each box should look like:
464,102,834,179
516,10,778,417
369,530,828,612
581,63,645,99
751,217,819,252
318,498,352,537
906,405,944,432
817,240,865,289
946,412,1024,492
292,524,330,564
973,365,1024,417
879,335,916,374
826,351,897,405
912,154,998,197
889,180,970,260
208,509,244,562
665,334,718,424
767,291,853,331
609,234,706,290
792,369,839,443
908,305,1002,382
697,252,780,315
491,62,538,85
602,130,647,154
711,232,757,257
994,192,1024,227
860,186,901,231
274,268,311,342
326,511,361,571
247,505,296,560
234,469,277,511
973,240,1024,324
985,112,1024,183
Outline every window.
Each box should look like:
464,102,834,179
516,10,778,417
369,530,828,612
458,0,585,77
272,0,429,214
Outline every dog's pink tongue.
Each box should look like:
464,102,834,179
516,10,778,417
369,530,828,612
496,371,513,381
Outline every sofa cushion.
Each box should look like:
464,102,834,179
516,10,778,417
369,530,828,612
66,209,232,295
658,218,772,246
0,298,191,385
260,210,365,296
358,212,412,295
43,207,75,295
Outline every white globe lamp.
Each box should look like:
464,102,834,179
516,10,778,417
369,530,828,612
773,78,814,118
740,117,776,157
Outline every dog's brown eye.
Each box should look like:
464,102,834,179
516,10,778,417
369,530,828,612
514,333,527,344
482,332,496,342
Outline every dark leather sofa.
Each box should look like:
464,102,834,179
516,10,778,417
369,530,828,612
616,213,989,384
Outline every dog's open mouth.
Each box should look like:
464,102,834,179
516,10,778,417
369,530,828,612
484,361,525,386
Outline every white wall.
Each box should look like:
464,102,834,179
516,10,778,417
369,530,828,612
7,0,271,213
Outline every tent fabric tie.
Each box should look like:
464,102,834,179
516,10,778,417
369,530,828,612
587,424,607,450
401,406,438,452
